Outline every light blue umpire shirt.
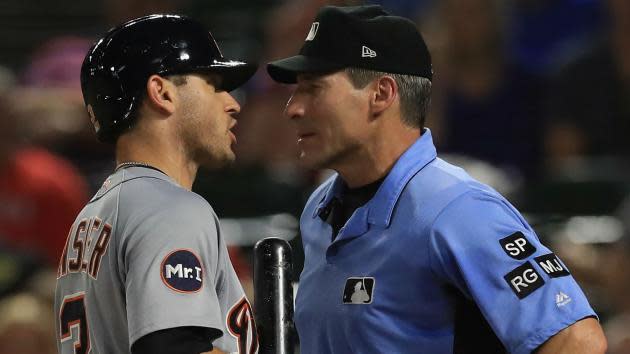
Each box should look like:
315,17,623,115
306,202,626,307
295,129,596,354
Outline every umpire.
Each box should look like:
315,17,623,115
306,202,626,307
267,5,607,354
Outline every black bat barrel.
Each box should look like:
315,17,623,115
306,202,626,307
253,237,295,354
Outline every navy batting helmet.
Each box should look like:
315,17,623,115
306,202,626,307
80,14,257,143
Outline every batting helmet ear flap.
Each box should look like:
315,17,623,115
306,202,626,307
81,46,140,143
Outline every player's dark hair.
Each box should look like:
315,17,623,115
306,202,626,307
121,74,189,141
345,67,431,129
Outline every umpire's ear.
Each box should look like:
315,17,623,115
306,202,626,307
145,74,177,115
369,75,398,117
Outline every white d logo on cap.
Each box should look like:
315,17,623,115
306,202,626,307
305,22,320,41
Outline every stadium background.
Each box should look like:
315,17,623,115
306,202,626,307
0,0,628,352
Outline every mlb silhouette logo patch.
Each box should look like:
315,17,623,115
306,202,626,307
342,277,374,304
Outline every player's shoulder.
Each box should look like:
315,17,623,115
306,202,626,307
98,167,215,218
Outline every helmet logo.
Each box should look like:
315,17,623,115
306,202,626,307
87,104,100,133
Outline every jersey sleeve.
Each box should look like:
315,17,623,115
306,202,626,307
427,191,597,354
210,231,258,354
120,194,225,347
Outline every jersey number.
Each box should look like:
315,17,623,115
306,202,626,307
59,293,91,354
227,298,259,354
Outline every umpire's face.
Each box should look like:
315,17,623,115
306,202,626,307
284,71,373,171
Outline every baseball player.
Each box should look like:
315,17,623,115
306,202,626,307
267,5,607,354
54,15,258,354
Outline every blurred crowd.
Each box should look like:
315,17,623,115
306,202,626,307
0,0,628,353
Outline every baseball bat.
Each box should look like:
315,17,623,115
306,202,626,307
253,237,295,354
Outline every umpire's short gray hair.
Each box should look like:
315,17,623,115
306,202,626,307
345,67,431,129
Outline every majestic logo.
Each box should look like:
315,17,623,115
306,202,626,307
227,297,259,354
343,277,375,304
535,253,570,278
160,249,203,293
361,46,377,58
499,232,536,260
555,292,572,307
305,22,320,41
504,262,545,299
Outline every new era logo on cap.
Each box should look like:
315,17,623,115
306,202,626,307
362,46,376,58
306,22,319,41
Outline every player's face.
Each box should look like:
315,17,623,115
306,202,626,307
176,73,240,169
284,71,372,170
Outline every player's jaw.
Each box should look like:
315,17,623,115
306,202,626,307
200,114,237,169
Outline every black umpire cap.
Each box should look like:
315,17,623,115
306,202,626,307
267,5,432,84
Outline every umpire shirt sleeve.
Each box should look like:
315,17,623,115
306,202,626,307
120,193,225,348
427,191,597,354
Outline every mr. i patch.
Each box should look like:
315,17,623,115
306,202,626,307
160,249,204,293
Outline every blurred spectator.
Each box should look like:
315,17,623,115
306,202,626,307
601,196,630,353
0,66,15,93
550,202,630,353
545,0,630,163
365,0,435,18
21,36,89,90
505,0,605,75
18,36,114,191
429,0,545,178
0,292,55,354
0,94,88,267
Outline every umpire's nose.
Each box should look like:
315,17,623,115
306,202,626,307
284,93,305,121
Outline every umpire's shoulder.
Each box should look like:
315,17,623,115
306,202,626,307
402,157,507,220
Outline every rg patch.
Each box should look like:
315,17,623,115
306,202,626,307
342,277,375,304
160,249,203,293
499,232,536,260
504,262,545,299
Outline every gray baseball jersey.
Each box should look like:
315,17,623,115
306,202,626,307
55,166,258,354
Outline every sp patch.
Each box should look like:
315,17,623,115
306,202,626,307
342,277,374,304
160,249,203,293
504,262,545,299
535,253,570,278
499,232,536,260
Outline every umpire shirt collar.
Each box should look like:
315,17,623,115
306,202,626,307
313,128,437,229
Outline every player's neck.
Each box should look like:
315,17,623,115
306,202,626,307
115,133,198,191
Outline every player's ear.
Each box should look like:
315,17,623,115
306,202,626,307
370,75,397,117
145,74,176,115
